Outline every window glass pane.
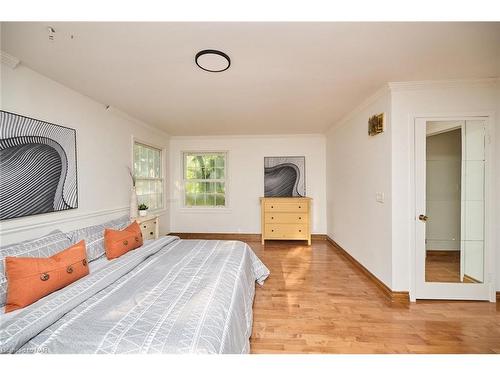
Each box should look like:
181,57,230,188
186,155,197,170
216,182,225,193
135,180,148,206
206,194,215,206
154,150,160,177
215,155,225,168
183,152,226,207
195,193,205,206
185,181,198,194
141,146,147,177
215,168,224,179
133,144,140,175
133,142,163,210
185,193,195,206
154,180,162,195
206,182,214,193
206,166,215,180
147,148,151,177
215,194,225,206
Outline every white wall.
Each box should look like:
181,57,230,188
425,129,461,251
390,80,500,292
326,87,393,288
0,63,170,245
169,135,327,234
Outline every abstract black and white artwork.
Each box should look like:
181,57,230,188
0,111,78,220
264,156,305,197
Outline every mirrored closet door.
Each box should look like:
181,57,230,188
414,117,492,301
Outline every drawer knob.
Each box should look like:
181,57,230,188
150,232,154,235
271,206,274,208
271,230,274,232
271,216,274,219
299,230,302,232
299,217,302,219
143,225,147,228
299,206,301,208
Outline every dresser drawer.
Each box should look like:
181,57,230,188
264,224,308,239
139,220,157,240
264,202,308,212
264,212,308,224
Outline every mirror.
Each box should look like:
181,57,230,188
425,120,485,283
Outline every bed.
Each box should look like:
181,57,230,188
0,234,269,354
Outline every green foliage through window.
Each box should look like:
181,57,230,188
184,153,226,207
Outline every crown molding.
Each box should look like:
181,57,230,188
0,50,20,69
170,133,326,141
388,78,500,91
106,106,170,139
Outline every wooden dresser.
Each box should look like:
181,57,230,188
260,197,312,245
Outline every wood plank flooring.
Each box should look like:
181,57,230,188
247,240,500,354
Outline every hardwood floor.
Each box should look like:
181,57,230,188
247,240,500,354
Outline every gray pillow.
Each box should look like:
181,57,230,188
0,230,71,308
67,215,131,262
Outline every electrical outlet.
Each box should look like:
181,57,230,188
376,192,384,203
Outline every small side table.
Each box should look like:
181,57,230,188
135,215,159,240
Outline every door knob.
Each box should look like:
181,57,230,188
418,214,428,222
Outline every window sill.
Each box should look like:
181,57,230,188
178,207,233,214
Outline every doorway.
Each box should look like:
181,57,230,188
413,117,493,301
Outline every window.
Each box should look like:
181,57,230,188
183,152,226,207
133,141,164,210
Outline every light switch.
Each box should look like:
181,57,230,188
376,192,384,203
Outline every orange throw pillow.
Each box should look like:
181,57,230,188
5,240,89,313
104,221,143,260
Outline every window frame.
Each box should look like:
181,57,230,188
182,151,228,209
131,137,166,213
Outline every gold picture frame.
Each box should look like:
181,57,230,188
368,113,384,136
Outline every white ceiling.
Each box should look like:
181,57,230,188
1,22,499,136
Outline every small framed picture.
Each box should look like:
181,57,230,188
368,113,384,136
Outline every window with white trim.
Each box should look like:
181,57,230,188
133,141,164,210
183,152,226,207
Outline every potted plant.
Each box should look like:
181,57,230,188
138,203,149,217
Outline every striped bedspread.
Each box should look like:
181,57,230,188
0,237,269,354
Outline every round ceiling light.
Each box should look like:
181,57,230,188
195,49,231,72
